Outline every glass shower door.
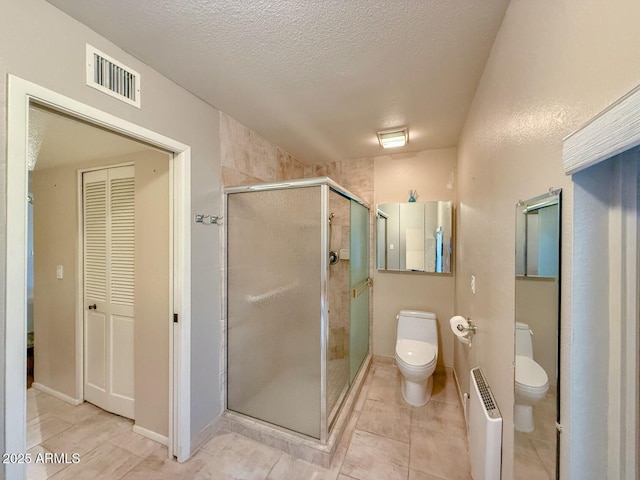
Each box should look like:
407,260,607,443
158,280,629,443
226,186,322,439
349,200,370,382
327,190,351,426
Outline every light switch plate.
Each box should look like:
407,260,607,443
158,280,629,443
56,265,63,279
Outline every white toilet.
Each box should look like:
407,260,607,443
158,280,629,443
514,321,549,432
395,310,438,407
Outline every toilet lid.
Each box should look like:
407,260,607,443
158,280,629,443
396,339,436,366
515,355,548,388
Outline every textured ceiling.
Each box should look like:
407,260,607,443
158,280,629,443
46,0,510,164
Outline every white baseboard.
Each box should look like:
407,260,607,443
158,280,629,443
32,382,82,405
133,425,169,446
451,368,469,427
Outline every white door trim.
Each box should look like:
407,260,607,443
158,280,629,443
562,84,640,479
562,82,640,174
5,75,192,479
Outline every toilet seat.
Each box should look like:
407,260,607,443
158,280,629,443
515,355,548,389
396,339,436,367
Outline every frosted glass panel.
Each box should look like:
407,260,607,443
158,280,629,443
327,191,350,425
227,187,322,439
349,200,369,382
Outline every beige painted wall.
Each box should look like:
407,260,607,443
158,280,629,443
455,0,640,477
134,153,170,436
33,149,170,437
373,149,457,368
32,168,78,396
0,0,223,452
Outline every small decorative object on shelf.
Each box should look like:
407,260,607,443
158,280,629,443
408,189,418,202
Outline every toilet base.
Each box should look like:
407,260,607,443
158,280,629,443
401,375,433,407
514,404,534,433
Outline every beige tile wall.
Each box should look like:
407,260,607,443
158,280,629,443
303,158,375,207
220,112,305,186
303,158,377,361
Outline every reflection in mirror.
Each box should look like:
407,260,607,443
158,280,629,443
514,190,561,480
376,201,453,273
376,209,388,269
516,195,559,277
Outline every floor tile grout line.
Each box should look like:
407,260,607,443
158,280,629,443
33,366,470,479
264,450,284,480
407,404,415,480
112,446,147,480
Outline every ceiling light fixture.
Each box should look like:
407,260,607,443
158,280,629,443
377,127,408,148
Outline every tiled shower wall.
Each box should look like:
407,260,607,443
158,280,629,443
219,110,375,206
302,159,374,208
220,112,306,186
219,111,377,414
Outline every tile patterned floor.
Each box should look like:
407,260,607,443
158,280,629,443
514,388,557,480
27,363,471,479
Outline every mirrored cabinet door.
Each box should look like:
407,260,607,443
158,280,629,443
376,201,453,273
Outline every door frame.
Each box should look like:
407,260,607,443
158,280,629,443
5,75,192,478
562,82,640,478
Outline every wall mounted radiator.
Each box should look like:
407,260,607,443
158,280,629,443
469,367,502,480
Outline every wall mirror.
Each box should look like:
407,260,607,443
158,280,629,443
514,189,561,479
376,201,453,273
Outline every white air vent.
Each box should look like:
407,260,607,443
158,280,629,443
86,44,141,108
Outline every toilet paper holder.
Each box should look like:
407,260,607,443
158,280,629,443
456,318,477,334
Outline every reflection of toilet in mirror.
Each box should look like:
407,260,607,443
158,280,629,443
514,321,549,432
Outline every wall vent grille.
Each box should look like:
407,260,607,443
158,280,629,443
472,368,499,417
469,367,502,480
86,44,141,108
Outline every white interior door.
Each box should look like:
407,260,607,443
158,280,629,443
83,165,135,419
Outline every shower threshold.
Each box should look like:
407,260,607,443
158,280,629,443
220,353,371,468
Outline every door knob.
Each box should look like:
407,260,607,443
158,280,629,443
88,304,97,310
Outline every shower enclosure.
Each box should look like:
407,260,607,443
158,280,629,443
225,178,370,443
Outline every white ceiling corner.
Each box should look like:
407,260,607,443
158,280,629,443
45,0,510,164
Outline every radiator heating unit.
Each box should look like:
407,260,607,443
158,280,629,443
468,367,502,479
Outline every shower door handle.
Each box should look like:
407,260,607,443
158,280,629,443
352,278,372,298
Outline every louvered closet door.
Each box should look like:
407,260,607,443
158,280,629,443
83,166,135,419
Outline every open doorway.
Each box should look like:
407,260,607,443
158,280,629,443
6,76,193,479
28,103,171,431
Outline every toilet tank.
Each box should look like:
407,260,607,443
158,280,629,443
397,310,437,345
515,321,533,358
